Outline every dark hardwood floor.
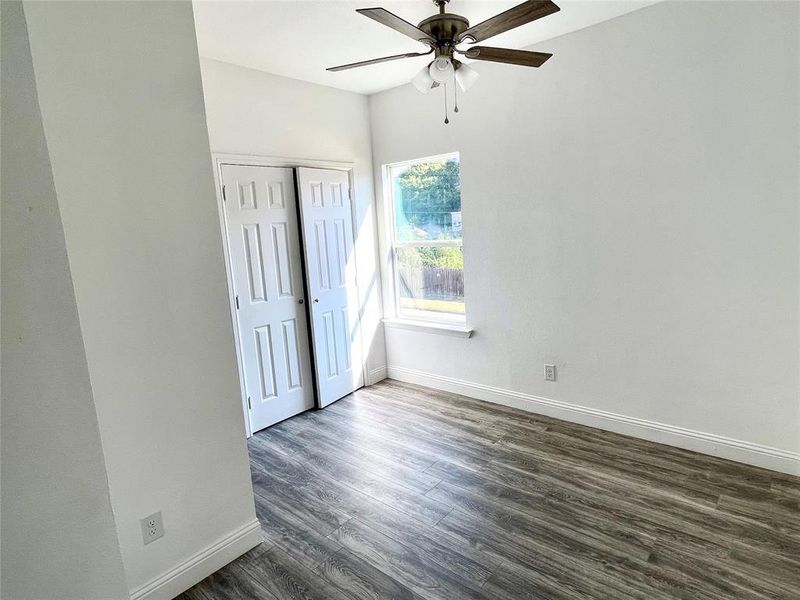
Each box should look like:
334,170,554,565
179,380,800,600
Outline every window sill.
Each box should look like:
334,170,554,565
382,318,473,338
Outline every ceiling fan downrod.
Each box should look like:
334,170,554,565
433,0,450,15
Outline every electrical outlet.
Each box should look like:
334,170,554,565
140,511,164,545
544,364,557,382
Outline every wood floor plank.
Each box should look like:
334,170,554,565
350,386,510,443
437,497,675,596
716,493,800,536
193,562,276,600
316,547,422,600
330,395,505,459
429,455,721,554
251,466,353,535
174,583,214,600
576,426,783,492
250,421,308,456
772,474,800,499
370,381,534,427
725,547,800,597
347,385,506,438
436,505,738,600
648,541,794,600
252,491,343,571
377,380,777,496
328,518,492,600
187,380,799,600
287,427,442,494
295,410,442,471
481,560,581,600
313,399,496,471
252,445,500,586
535,425,778,502
427,474,658,564
490,437,800,561
433,456,800,571
346,505,498,586
437,507,659,600
483,447,721,512
279,425,442,495
251,439,453,528
498,429,721,497
240,546,352,600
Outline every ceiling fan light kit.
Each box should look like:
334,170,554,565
412,64,436,93
429,56,455,83
454,61,479,92
327,0,560,123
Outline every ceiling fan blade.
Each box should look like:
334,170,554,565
327,50,433,72
458,1,560,44
463,46,552,67
356,7,435,44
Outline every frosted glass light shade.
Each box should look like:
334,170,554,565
412,64,435,94
455,63,480,92
429,57,454,83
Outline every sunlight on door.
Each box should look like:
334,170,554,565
297,167,365,407
221,164,315,433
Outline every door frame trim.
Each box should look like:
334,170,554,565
211,153,367,437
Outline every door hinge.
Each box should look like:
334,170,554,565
247,396,252,410
235,295,239,310
222,185,227,202
348,186,354,201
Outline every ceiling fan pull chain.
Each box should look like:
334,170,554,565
443,83,449,124
453,72,459,113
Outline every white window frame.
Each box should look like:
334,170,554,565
382,152,471,335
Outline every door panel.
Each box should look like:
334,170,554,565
297,167,364,407
221,164,314,432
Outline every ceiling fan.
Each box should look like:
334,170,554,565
327,0,560,122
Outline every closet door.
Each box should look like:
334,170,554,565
221,164,314,432
296,168,364,407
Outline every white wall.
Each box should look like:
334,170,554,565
369,1,799,472
20,2,259,597
0,2,129,598
199,58,387,379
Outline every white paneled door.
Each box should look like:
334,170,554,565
221,165,314,433
297,168,364,407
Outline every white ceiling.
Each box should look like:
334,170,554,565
193,1,658,95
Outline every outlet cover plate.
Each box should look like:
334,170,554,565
141,511,164,545
544,364,557,382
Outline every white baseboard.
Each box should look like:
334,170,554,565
368,365,388,385
386,366,800,476
130,519,262,600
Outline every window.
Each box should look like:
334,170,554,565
385,153,465,323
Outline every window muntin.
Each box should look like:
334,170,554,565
386,154,464,322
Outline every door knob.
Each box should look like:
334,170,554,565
298,298,304,304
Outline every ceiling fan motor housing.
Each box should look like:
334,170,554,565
418,13,470,52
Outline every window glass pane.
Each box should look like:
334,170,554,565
391,158,461,242
395,246,464,316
